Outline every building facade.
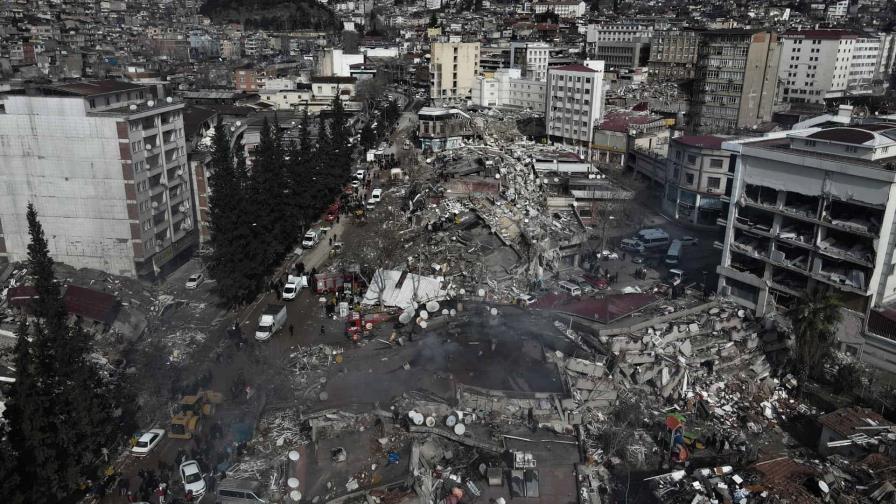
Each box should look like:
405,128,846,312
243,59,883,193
509,42,551,81
779,29,858,104
429,41,481,103
472,68,546,112
417,107,474,151
717,124,896,328
648,29,700,81
0,81,195,278
545,61,605,159
690,30,781,133
586,23,653,69
531,0,587,18
662,135,732,227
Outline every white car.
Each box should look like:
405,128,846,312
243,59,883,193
131,429,165,457
600,250,619,260
302,231,319,249
355,170,365,180
282,281,299,300
185,273,204,290
180,460,207,498
351,180,361,189
680,235,699,246
371,188,383,202
366,198,377,210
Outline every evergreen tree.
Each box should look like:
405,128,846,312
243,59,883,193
360,121,377,150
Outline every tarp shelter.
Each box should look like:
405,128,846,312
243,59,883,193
362,269,447,309
63,285,120,324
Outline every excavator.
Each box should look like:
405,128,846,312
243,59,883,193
169,390,223,440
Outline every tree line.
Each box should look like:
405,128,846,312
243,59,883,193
0,204,137,503
208,96,398,306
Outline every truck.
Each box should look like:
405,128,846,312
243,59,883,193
255,304,287,341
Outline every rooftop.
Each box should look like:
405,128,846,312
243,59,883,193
675,135,726,150
818,406,889,438
550,64,598,73
46,80,147,97
782,29,859,39
597,110,664,133
801,124,896,147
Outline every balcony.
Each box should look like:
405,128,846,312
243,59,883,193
769,243,810,273
812,257,870,294
822,199,882,237
816,228,874,267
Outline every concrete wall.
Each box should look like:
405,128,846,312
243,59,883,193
0,96,135,276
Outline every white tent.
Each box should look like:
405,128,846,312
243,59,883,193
362,269,447,309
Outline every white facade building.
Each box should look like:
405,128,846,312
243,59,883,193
779,29,858,104
850,37,882,91
0,81,195,278
545,61,605,158
471,68,546,112
318,48,365,77
429,41,481,103
531,0,587,18
509,42,551,81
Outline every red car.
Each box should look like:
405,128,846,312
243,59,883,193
581,274,609,290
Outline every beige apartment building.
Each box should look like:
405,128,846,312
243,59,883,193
429,41,480,104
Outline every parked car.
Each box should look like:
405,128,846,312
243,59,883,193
282,281,300,300
355,170,365,180
366,198,377,209
631,255,645,264
351,180,361,189
600,250,619,260
131,429,165,457
180,460,207,497
680,235,699,246
371,188,383,202
516,294,537,306
185,273,204,290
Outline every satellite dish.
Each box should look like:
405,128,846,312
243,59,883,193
425,416,436,427
450,309,457,316
147,100,155,107
165,96,173,103
459,289,466,295
419,310,429,320
129,104,137,111
490,307,498,316
399,312,413,324
419,320,428,329
446,415,457,427
287,477,300,489
454,423,466,435
290,490,302,502
289,450,300,461
477,288,485,297
441,309,449,315
426,301,440,312
235,121,242,127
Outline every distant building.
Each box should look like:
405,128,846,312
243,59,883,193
592,110,669,168
779,29,859,104
690,30,781,133
662,135,732,227
0,81,195,278
509,42,551,81
234,65,262,92
318,48,365,78
429,41,481,103
648,29,700,81
472,68,546,112
545,61,605,159
586,23,653,69
417,107,474,151
531,0,587,18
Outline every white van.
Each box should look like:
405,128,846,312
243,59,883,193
301,230,319,249
620,238,645,254
558,281,582,297
218,479,267,503
637,228,671,249
665,239,682,265
371,188,383,202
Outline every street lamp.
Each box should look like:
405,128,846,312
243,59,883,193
601,215,615,253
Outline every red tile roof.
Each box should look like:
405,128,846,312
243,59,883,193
752,458,819,504
6,285,38,309
818,406,888,438
63,285,119,324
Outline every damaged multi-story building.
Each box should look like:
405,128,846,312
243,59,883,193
0,80,195,278
717,122,896,370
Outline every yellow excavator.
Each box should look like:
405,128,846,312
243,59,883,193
169,390,223,440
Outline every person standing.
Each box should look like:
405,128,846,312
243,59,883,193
289,324,295,337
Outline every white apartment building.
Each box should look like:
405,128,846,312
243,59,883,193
0,81,195,278
318,48,365,77
429,41,481,103
779,29,858,104
471,68,546,112
586,23,653,44
850,37,882,91
545,61,605,159
509,42,551,81
531,0,587,18
717,123,896,369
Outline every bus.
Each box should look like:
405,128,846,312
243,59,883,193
665,239,682,265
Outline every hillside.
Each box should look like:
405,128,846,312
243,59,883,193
200,0,341,31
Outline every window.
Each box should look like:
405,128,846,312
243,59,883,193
89,99,96,108
673,167,680,179
675,150,682,161
845,145,858,153
709,158,723,169
707,177,721,189
685,173,695,184
805,140,816,147
686,154,697,165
